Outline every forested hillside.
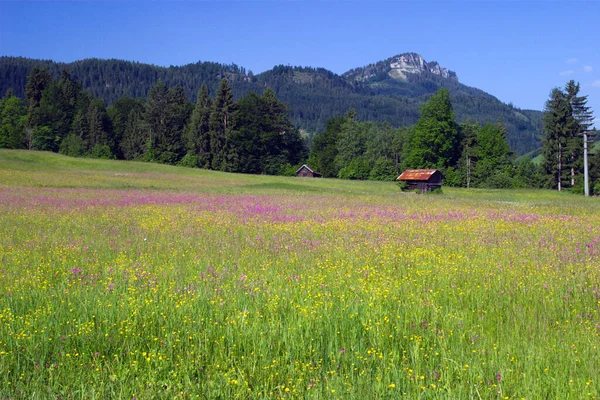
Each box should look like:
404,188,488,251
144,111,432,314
0,55,543,154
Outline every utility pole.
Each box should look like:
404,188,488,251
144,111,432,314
583,129,589,196
466,154,471,188
568,83,594,196
574,102,594,197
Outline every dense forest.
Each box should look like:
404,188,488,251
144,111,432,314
0,68,305,175
0,55,543,155
1,57,598,193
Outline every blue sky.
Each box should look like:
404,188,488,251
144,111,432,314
1,0,599,122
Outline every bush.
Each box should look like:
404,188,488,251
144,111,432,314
570,179,585,195
31,126,56,151
369,157,396,181
262,155,287,175
279,163,301,177
156,151,179,165
59,134,84,157
91,144,114,159
178,153,200,168
396,181,409,191
442,167,461,187
484,172,515,189
338,158,370,180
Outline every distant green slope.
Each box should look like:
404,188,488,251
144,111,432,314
529,139,599,166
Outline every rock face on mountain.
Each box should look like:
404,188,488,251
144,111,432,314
343,53,458,83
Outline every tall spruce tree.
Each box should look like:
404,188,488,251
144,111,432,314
145,81,169,161
563,81,583,187
144,82,191,164
86,98,114,157
229,88,305,174
542,88,574,190
565,80,595,195
62,93,91,157
259,88,305,174
184,84,212,168
30,81,72,151
209,79,234,171
108,97,146,159
120,109,147,161
25,67,52,116
58,70,81,114
228,92,263,173
164,86,191,163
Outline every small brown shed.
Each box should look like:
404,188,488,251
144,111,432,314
396,169,443,193
295,165,321,178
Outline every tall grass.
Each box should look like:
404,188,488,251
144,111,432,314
1,150,599,399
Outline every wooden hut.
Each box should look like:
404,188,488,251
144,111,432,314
295,165,321,178
396,169,443,193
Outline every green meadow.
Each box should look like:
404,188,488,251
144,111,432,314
1,150,599,399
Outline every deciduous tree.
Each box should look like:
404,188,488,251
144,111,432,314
406,88,459,171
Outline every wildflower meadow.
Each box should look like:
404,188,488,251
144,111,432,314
1,150,599,399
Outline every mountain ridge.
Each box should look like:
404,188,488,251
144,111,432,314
0,53,543,155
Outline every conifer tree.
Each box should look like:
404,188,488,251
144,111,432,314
108,97,146,159
541,88,573,190
86,98,114,157
120,110,147,161
30,81,71,151
144,82,191,164
259,88,305,174
184,84,212,168
565,80,595,195
58,70,81,113
209,79,234,171
25,67,52,116
144,81,169,162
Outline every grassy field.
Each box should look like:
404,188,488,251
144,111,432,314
1,150,599,399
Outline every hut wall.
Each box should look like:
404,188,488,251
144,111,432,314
296,167,315,177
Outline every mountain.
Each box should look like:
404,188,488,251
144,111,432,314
344,53,459,82
0,54,543,154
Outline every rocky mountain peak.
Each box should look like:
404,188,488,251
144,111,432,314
344,52,458,83
388,53,458,81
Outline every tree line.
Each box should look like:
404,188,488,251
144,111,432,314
308,85,598,192
308,89,543,188
0,67,306,175
1,68,598,193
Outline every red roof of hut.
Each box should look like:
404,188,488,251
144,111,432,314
396,169,440,181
